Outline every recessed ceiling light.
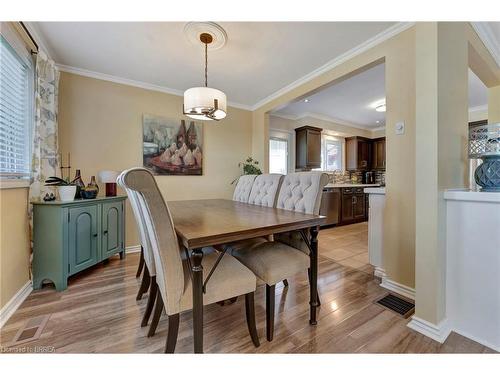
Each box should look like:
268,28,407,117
376,121,380,124
375,104,386,112
304,99,310,103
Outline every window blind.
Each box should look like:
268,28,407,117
0,35,31,179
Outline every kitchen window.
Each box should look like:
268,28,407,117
321,138,343,171
0,29,34,187
269,137,288,175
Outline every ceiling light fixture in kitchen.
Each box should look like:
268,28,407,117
183,23,227,121
375,104,386,112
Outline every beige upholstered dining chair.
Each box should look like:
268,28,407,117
223,173,285,258
231,171,328,342
247,173,284,207
117,172,159,334
121,168,260,353
232,174,258,203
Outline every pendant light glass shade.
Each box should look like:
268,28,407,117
184,87,227,121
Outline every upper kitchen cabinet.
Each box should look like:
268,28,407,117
346,136,372,171
372,137,386,170
295,126,322,170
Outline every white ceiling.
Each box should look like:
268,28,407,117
272,63,386,128
31,22,398,108
272,65,489,129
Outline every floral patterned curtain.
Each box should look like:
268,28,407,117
29,51,60,201
28,51,59,273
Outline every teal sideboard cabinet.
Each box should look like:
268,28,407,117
32,196,127,291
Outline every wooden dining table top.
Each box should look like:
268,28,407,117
168,199,326,249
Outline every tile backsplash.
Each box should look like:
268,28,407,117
326,170,386,185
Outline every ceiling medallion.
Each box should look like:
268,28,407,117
184,22,227,50
183,22,227,121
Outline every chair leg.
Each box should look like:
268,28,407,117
307,268,321,306
141,276,157,327
244,292,260,347
282,279,289,287
136,265,150,301
147,289,164,337
165,314,180,353
266,284,275,342
136,246,145,278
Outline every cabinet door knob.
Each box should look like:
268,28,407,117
93,233,98,237
103,230,108,235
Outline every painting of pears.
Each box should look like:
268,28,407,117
143,114,203,175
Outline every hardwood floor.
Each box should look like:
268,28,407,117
0,225,495,353
319,222,372,273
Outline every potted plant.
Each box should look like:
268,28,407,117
44,177,78,202
231,157,262,184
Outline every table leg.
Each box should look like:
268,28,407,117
309,226,319,325
191,247,204,353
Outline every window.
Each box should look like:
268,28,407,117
0,32,33,183
269,137,288,174
323,138,342,171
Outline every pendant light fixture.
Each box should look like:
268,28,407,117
183,31,227,121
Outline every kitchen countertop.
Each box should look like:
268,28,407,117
364,187,386,194
324,183,381,188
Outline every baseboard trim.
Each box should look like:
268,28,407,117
0,281,33,328
380,277,415,300
407,316,451,343
374,267,387,279
125,245,141,254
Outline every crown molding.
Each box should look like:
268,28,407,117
271,111,385,132
56,64,253,111
269,112,301,121
471,22,500,69
251,22,415,111
300,112,376,130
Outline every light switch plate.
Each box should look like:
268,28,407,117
395,121,405,135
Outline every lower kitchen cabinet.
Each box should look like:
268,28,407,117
341,189,355,222
32,196,127,291
340,187,367,225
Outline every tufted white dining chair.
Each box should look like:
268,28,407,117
117,173,160,334
121,167,260,353
223,173,284,255
231,171,328,342
247,174,284,207
232,174,258,203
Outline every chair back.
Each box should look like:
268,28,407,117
121,168,184,314
276,171,329,214
232,174,258,203
247,174,284,207
117,172,156,276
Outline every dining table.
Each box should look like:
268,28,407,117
168,198,326,353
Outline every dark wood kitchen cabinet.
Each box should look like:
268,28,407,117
341,189,354,222
295,126,322,170
340,187,366,225
346,136,372,171
372,137,386,170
